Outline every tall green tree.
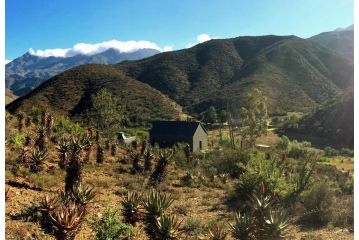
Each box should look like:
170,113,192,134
218,109,229,123
202,106,218,124
238,88,269,148
87,89,124,137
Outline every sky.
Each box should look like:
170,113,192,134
5,0,354,61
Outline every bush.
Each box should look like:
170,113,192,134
205,149,250,178
90,209,134,240
299,181,335,227
330,196,354,230
340,148,354,157
323,146,339,157
227,153,294,211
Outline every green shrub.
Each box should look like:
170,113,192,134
299,181,335,227
227,154,294,211
205,149,250,178
90,209,134,240
340,148,354,157
330,196,354,230
9,133,26,149
323,146,339,157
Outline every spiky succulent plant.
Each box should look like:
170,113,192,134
46,114,54,133
144,146,155,172
50,202,85,240
229,212,256,240
72,183,96,208
39,195,61,233
96,145,104,164
262,210,290,240
208,225,228,240
111,143,117,156
65,135,90,193
29,149,48,173
121,191,142,226
155,214,183,240
149,149,173,185
143,189,174,238
57,137,70,169
130,150,142,173
35,126,48,152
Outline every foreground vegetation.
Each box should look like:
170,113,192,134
5,105,353,239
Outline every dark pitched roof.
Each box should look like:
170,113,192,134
150,121,207,137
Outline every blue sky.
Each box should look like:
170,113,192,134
5,0,354,60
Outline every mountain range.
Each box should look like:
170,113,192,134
6,26,354,146
310,24,354,59
5,48,160,96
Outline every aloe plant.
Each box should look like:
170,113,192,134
29,149,48,173
144,146,155,172
143,189,174,238
65,135,90,192
149,149,173,185
50,202,85,240
39,195,61,233
262,210,290,240
46,114,54,133
130,150,142,173
72,183,96,208
121,191,142,226
24,133,33,146
208,225,228,240
96,145,104,164
41,111,47,128
229,212,255,240
155,214,183,240
57,137,70,169
35,126,48,152
111,143,117,156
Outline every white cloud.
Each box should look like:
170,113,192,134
186,33,218,48
28,40,168,58
197,33,212,43
163,46,173,52
5,59,11,64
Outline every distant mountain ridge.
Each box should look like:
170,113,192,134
117,35,353,114
309,25,353,59
8,34,353,123
6,48,160,97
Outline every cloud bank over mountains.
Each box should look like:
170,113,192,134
28,40,170,58
21,33,216,59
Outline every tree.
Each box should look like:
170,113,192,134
87,89,124,137
202,106,217,124
238,88,269,148
218,110,229,123
275,135,290,160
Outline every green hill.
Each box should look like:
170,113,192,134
296,90,354,148
7,35,353,123
117,35,353,114
6,64,185,122
309,29,353,60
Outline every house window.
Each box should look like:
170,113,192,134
199,141,202,150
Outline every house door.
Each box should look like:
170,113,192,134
199,141,202,150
